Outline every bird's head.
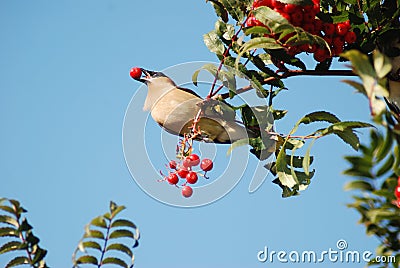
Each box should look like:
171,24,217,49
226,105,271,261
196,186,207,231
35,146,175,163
130,67,178,111
130,67,176,87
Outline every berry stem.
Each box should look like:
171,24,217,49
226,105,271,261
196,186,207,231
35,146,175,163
207,16,249,98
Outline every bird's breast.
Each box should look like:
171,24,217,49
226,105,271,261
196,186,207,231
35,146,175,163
150,90,201,136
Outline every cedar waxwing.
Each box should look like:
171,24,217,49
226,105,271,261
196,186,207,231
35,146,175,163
132,68,255,143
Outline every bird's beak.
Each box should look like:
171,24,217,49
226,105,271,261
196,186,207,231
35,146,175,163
140,68,157,84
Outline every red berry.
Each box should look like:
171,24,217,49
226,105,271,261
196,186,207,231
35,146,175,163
343,20,351,29
303,23,316,34
335,23,348,36
167,173,179,185
177,167,189,178
287,45,300,56
200,158,214,172
395,186,400,199
186,171,198,184
129,67,142,80
182,186,193,198
280,12,291,21
305,44,317,53
284,4,297,13
313,48,329,62
303,12,316,23
314,19,323,32
323,23,335,35
398,176,400,185
312,3,320,13
290,10,303,26
323,36,333,45
182,157,192,168
246,16,260,27
169,160,177,169
332,45,344,56
344,31,357,44
252,0,272,8
333,36,345,49
396,199,400,208
189,154,200,166
270,0,284,9
302,5,312,12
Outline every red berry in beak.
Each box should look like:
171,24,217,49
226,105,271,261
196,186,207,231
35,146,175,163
129,67,142,80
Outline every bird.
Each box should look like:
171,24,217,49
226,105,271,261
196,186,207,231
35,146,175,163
131,68,255,144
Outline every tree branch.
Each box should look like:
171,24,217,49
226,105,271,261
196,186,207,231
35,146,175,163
219,69,357,99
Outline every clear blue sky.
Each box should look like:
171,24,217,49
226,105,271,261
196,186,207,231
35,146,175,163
0,0,379,267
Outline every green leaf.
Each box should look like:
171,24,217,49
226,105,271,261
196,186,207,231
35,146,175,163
0,215,18,227
299,111,341,125
342,80,367,95
244,26,271,35
215,20,235,40
344,180,374,191
111,219,137,229
106,243,133,258
207,0,229,23
342,168,374,178
334,129,361,151
367,209,398,223
84,229,105,240
325,121,374,134
18,218,32,232
204,30,225,56
102,257,129,268
285,155,314,168
5,256,29,268
0,205,15,215
303,139,315,176
236,37,282,68
272,109,287,120
75,255,99,265
253,6,288,26
110,202,126,218
25,233,39,245
0,227,18,238
31,247,47,264
0,241,22,255
81,241,102,251
219,0,246,21
373,50,392,79
109,229,134,239
394,145,400,174
90,216,107,228
375,128,393,162
192,64,219,87
276,149,297,188
376,154,395,177
341,50,376,78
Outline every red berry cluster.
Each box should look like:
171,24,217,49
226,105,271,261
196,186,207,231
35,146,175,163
248,0,357,62
394,176,400,208
160,154,214,198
